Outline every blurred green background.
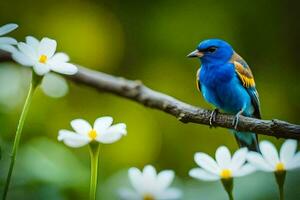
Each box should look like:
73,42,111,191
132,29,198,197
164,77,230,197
0,0,299,199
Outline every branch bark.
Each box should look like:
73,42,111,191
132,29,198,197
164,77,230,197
1,52,299,139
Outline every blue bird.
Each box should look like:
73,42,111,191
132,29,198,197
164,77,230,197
188,39,261,152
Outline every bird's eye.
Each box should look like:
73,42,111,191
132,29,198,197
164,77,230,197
208,47,217,53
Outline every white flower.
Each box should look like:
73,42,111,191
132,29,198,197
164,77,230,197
58,116,127,148
189,146,255,181
41,73,69,98
0,23,18,53
247,139,300,172
119,165,182,200
11,36,77,76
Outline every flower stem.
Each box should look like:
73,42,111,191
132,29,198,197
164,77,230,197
221,178,234,200
89,143,100,200
2,72,41,200
275,171,286,200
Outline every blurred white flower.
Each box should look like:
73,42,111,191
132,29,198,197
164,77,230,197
0,64,68,112
247,140,300,172
41,73,69,98
0,65,25,111
189,146,255,181
11,36,77,76
0,23,18,52
58,116,127,148
119,165,182,200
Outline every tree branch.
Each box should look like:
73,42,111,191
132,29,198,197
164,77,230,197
1,52,299,139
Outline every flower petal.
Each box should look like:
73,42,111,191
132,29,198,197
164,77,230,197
286,152,300,170
260,140,279,168
158,188,182,200
118,188,139,200
233,164,256,177
49,62,78,75
0,44,17,53
280,139,297,165
70,119,92,136
128,167,144,193
0,23,18,36
105,123,127,135
93,116,113,133
97,122,127,143
143,165,157,186
26,36,40,50
18,42,37,60
97,131,125,144
189,168,220,181
194,152,220,175
96,123,127,144
58,129,90,148
12,51,34,66
51,52,70,63
33,63,50,75
247,152,274,172
156,170,175,191
230,147,248,171
0,37,17,45
215,146,231,169
38,37,57,58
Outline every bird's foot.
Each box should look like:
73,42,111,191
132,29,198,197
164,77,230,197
209,109,219,128
232,109,244,130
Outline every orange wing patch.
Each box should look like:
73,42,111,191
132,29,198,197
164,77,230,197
230,53,255,88
234,61,255,87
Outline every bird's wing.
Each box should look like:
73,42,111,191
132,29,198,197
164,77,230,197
231,52,261,119
196,68,201,92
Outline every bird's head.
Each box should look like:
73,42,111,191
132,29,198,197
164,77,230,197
187,39,234,64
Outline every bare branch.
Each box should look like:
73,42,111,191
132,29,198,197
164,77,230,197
1,52,299,139
71,66,300,140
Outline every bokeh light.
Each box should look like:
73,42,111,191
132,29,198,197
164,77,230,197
0,0,299,199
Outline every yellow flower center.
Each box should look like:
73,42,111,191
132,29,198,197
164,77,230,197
276,162,285,172
143,194,155,200
39,54,48,64
220,169,232,179
88,129,97,140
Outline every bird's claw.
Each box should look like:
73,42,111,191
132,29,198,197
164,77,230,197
209,109,219,128
232,115,239,130
232,110,244,130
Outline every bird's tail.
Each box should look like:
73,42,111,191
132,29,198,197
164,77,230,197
233,131,260,152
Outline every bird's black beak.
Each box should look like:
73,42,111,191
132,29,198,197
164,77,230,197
187,49,204,58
